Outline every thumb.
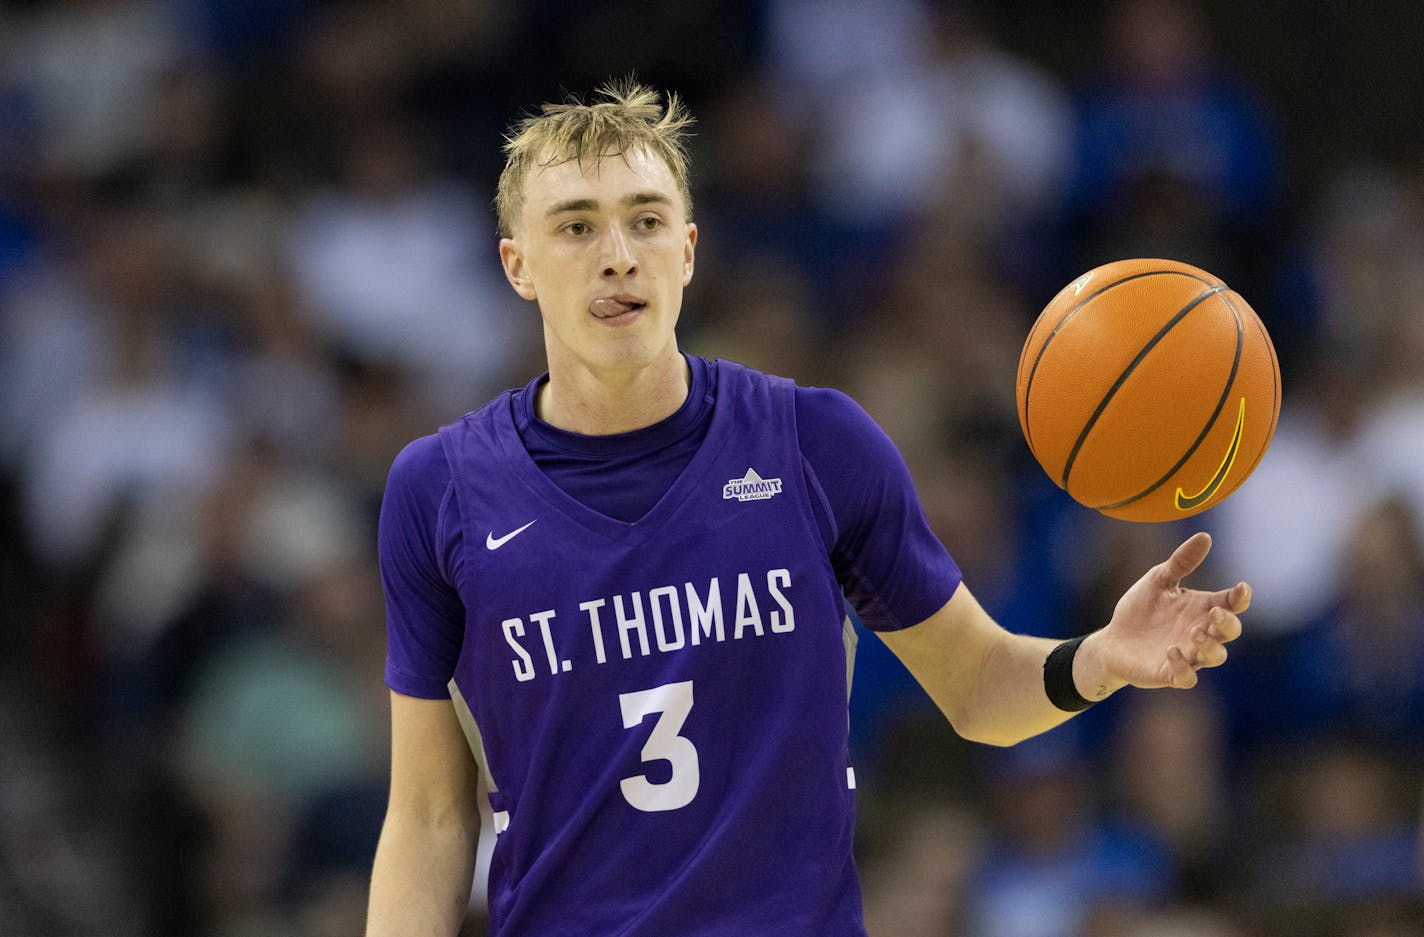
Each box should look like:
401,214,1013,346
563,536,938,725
1158,531,1213,586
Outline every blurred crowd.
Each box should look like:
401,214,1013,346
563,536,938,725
1,0,1422,935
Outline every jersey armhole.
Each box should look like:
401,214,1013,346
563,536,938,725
799,453,839,554
435,480,458,586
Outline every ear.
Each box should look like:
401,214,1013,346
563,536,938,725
500,238,538,301
681,223,698,287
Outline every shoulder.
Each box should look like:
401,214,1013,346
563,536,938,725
388,432,451,492
792,383,875,425
704,360,899,461
379,433,458,582
382,432,454,532
709,359,882,438
433,390,520,467
791,383,898,454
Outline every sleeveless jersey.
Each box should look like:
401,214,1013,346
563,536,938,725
437,359,866,936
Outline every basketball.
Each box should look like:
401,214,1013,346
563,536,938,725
1015,258,1281,522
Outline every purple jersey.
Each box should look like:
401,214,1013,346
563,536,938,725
380,358,961,935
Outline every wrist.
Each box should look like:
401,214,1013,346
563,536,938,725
1073,630,1127,702
1043,630,1126,713
1043,635,1094,712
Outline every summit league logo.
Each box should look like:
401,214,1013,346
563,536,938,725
723,468,783,502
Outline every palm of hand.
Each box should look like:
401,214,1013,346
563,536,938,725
1100,532,1249,690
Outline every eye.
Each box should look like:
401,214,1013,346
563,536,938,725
563,221,590,237
636,215,663,232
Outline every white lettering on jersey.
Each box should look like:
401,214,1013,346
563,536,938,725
582,598,609,664
734,572,764,639
531,609,560,677
686,578,723,645
616,592,651,659
503,568,800,683
503,618,536,682
650,586,686,652
767,568,795,633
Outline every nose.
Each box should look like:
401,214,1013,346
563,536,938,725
601,227,637,278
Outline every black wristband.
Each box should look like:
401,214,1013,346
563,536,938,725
1043,634,1096,712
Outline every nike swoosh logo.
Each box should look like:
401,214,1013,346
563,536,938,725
486,520,537,550
1175,398,1246,512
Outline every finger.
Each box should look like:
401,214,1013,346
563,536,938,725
1165,645,1198,689
1205,605,1243,644
1158,531,1213,587
1209,581,1252,614
1191,627,1230,668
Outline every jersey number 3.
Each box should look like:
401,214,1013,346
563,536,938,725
618,681,700,812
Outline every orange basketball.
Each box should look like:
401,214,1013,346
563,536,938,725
1016,258,1281,522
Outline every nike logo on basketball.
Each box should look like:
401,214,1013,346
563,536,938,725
487,520,537,550
1175,398,1246,511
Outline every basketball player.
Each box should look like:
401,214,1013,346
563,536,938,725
365,80,1250,937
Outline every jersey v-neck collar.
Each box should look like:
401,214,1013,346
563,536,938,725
497,356,725,542
514,355,711,458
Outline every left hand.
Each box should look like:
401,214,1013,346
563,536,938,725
1078,531,1249,697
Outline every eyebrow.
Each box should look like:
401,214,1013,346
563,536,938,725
545,191,673,217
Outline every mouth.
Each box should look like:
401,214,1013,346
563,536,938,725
590,294,647,320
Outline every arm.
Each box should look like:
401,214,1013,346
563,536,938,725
367,691,482,937
879,532,1249,747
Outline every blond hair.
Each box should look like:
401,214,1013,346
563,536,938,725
495,78,695,237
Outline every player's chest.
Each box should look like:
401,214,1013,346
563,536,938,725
457,456,820,614
451,459,838,694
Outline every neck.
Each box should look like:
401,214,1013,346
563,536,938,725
538,350,692,435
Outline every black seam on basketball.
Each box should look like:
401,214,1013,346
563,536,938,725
1023,268,1220,466
1018,317,1047,460
1094,290,1244,510
1062,284,1229,490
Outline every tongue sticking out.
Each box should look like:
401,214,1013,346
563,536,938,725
591,297,640,319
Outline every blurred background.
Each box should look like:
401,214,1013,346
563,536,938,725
1,0,1423,934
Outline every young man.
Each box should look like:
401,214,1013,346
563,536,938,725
366,81,1249,937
